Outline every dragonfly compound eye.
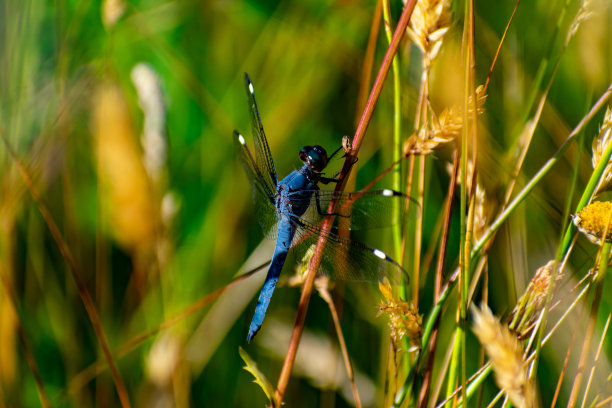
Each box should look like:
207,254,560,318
299,145,329,172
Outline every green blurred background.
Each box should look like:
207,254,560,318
0,0,611,407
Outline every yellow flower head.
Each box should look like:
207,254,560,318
573,201,612,244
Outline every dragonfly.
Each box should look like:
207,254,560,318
235,73,412,342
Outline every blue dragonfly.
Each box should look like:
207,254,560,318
235,73,411,342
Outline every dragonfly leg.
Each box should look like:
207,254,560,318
320,157,358,184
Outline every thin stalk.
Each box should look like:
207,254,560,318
395,268,460,407
551,304,586,408
418,149,459,408
440,277,593,408
504,0,572,162
482,0,520,94
472,81,612,260
580,312,611,408
355,0,383,124
413,156,425,304
382,0,404,290
529,85,612,391
444,332,464,408
400,154,416,266
273,2,418,405
452,0,478,404
501,0,580,215
412,79,611,405
318,285,362,408
567,239,610,407
429,330,457,408
559,126,612,258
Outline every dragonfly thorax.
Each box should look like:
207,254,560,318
299,145,328,173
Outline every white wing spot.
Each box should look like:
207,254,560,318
382,189,394,197
373,249,386,260
248,83,255,94
238,134,246,145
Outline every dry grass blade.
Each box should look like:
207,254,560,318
0,131,132,408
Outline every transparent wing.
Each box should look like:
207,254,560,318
288,215,407,284
287,189,418,231
235,131,279,239
244,73,278,189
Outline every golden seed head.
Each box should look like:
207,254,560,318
573,201,612,244
378,279,422,345
471,304,533,408
529,260,562,305
513,261,563,330
568,0,593,42
406,0,452,64
591,107,612,193
404,86,487,156
102,0,126,27
473,183,487,242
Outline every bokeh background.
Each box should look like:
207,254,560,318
0,0,611,407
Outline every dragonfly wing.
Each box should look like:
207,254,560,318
289,216,407,284
244,73,278,189
289,189,418,231
235,131,279,239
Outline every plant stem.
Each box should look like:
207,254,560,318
273,2,418,405
382,0,404,286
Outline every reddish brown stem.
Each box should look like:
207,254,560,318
273,1,418,405
483,0,520,94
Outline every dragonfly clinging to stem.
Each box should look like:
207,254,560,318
235,73,413,342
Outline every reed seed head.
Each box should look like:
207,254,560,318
591,107,612,193
513,260,563,331
406,0,452,66
102,0,125,27
567,0,593,43
378,279,422,345
471,304,533,408
404,86,487,156
528,260,562,308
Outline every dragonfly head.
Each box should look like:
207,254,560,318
299,145,328,173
